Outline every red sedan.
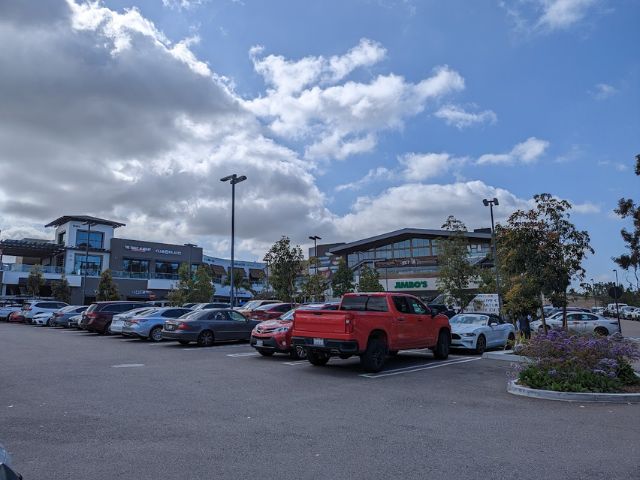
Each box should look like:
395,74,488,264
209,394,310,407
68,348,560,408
249,303,296,322
8,311,25,323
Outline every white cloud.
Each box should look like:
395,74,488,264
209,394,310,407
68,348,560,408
502,0,603,33
591,82,617,100
400,153,455,181
477,137,550,165
335,167,394,192
246,41,465,161
597,160,628,172
434,104,497,129
572,202,601,214
334,181,530,239
162,0,205,11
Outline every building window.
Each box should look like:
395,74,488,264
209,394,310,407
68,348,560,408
76,230,104,249
57,232,66,245
73,254,102,275
156,261,180,276
431,240,439,256
123,258,150,277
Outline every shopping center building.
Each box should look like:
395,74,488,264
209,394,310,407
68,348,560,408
0,215,266,304
311,228,494,301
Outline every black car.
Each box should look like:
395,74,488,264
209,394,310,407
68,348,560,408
162,309,259,347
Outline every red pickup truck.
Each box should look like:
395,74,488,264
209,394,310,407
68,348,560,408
291,292,451,372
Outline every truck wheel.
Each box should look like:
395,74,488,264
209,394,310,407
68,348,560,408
360,338,387,373
307,350,330,366
257,349,274,357
290,346,307,360
433,330,450,360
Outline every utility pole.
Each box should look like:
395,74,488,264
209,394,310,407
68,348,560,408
483,198,502,316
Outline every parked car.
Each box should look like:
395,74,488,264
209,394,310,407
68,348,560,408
192,302,232,310
250,303,339,359
68,314,83,328
162,309,259,347
32,311,56,326
292,293,451,373
449,313,515,354
122,307,192,342
182,303,198,309
427,303,457,318
629,307,640,320
249,303,296,321
530,312,620,335
0,304,23,321
21,300,68,324
235,299,282,314
109,307,159,334
605,303,627,316
51,306,89,327
83,301,149,334
7,311,25,323
620,305,637,319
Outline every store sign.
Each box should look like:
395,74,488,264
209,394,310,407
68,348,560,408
124,245,182,256
388,278,432,291
125,245,151,253
155,249,182,256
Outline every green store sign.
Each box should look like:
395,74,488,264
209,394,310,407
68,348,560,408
394,280,429,289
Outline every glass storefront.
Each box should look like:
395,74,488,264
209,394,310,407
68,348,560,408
76,230,104,249
73,254,102,275
123,258,150,278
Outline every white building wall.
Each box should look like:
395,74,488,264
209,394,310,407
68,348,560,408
56,221,114,274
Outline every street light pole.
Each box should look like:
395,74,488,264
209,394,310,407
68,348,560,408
483,198,502,316
308,235,321,275
221,174,247,308
613,269,622,334
81,221,96,305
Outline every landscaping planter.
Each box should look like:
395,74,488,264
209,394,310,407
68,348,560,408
507,380,640,403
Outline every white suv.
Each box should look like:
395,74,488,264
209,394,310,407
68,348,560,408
22,301,68,324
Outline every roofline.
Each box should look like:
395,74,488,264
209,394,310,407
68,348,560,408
45,215,126,228
328,228,492,254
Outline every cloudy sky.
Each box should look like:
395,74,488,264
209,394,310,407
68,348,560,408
0,0,638,284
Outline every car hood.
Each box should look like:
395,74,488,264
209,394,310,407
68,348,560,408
450,324,483,334
254,319,290,330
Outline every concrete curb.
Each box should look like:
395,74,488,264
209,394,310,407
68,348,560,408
482,350,531,363
507,380,640,403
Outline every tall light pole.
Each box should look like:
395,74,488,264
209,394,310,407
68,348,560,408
221,174,247,308
81,221,97,305
483,198,502,316
613,268,622,333
309,235,321,275
184,243,197,279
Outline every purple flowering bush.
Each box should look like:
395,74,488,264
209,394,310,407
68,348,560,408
517,330,640,393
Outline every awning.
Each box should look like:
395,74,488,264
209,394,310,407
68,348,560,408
249,268,264,280
231,267,245,278
209,264,226,276
0,239,65,258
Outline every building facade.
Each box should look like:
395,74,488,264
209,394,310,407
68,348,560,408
0,215,265,305
310,228,493,301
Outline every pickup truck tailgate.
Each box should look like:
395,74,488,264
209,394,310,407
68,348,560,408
293,311,348,335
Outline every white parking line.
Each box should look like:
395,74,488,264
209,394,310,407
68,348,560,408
360,357,481,379
226,352,260,357
111,363,145,368
283,360,308,366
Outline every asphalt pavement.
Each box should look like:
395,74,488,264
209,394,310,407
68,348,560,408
1,322,639,480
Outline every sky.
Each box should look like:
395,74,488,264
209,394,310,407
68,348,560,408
0,0,638,285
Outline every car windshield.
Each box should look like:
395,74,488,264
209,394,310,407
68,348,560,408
450,314,488,325
241,301,261,310
279,309,296,321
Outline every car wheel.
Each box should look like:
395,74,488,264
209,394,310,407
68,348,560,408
290,346,307,360
102,323,111,335
307,349,330,367
475,334,486,355
46,318,51,327
178,340,190,346
257,349,274,357
594,327,609,336
360,338,387,373
197,330,214,347
433,330,450,360
505,333,516,350
149,326,163,342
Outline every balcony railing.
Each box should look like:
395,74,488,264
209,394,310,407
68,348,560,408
0,264,66,274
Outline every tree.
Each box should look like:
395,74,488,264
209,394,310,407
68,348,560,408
189,265,214,303
96,269,119,301
357,264,384,292
52,273,72,304
26,265,45,298
331,258,354,298
613,154,640,291
168,263,192,305
301,273,328,301
223,270,255,296
436,216,476,312
263,236,304,302
499,194,593,330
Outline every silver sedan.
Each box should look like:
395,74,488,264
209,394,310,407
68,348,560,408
531,312,620,335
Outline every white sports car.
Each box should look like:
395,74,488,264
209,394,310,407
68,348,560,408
530,312,620,335
449,313,516,354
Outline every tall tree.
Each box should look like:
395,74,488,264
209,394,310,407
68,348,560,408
222,270,255,296
168,263,192,306
301,273,328,301
96,269,120,301
436,216,476,312
263,236,304,302
357,264,384,292
26,265,45,298
331,258,354,298
613,154,640,291
52,273,72,304
189,265,214,303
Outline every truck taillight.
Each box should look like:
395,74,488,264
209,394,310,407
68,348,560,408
345,314,354,334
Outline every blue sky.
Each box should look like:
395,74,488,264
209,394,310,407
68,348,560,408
0,0,638,285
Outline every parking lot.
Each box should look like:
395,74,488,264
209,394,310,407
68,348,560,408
1,322,639,480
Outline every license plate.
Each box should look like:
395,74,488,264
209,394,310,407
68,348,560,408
256,340,263,347
166,325,175,331
313,338,325,347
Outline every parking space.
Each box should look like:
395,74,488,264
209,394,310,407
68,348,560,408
1,322,639,480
